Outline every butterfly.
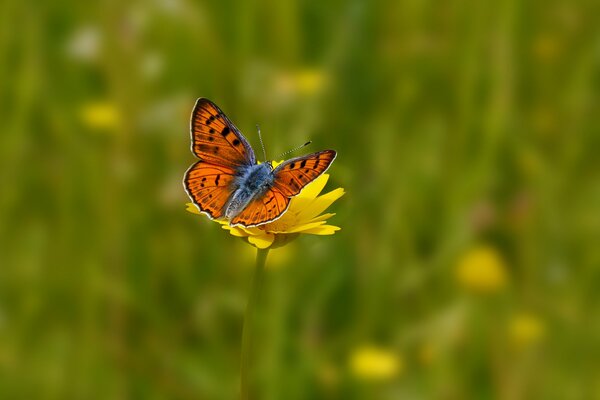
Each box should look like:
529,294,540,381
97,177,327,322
183,98,337,227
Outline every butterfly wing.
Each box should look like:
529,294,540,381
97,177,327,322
230,188,290,227
190,98,256,167
184,160,237,220
272,150,337,196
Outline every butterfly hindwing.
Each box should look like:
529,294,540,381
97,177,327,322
272,150,337,197
191,98,256,167
230,188,290,227
184,160,237,219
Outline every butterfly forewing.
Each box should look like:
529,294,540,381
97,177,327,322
184,160,237,219
191,98,255,167
272,150,337,197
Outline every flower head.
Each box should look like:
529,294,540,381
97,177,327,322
349,345,403,381
273,67,328,100
80,101,120,130
186,164,344,249
455,244,508,293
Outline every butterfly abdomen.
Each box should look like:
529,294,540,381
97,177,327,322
225,163,275,219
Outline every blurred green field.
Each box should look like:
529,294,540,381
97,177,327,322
1,0,599,399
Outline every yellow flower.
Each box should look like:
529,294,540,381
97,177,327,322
294,68,327,96
186,166,344,249
80,101,120,130
509,313,545,349
349,345,403,381
455,244,508,293
273,67,328,101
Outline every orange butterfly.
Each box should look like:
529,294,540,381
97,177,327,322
184,98,337,227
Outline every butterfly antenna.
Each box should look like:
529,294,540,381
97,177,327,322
278,141,312,159
256,124,267,161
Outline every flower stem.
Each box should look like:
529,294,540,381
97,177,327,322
241,247,269,400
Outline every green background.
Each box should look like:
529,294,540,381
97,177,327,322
1,0,599,398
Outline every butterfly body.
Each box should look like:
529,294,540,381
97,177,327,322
184,98,336,227
226,162,275,219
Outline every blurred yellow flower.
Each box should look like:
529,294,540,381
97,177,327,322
80,101,120,130
186,167,344,249
509,313,545,349
349,345,403,381
455,245,508,293
274,68,328,99
294,68,327,96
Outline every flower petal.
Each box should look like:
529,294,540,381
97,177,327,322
186,203,201,215
248,233,275,249
297,174,329,199
287,175,330,212
308,212,336,223
300,225,341,235
286,221,328,233
297,188,345,221
222,225,248,237
288,197,311,214
239,226,264,236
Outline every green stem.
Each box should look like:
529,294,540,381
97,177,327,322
241,247,269,400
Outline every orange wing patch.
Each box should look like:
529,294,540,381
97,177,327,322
191,98,253,167
273,150,336,196
230,188,290,227
184,160,236,219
